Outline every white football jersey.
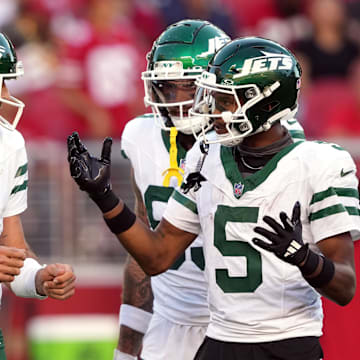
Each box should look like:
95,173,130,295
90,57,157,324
0,126,28,303
121,114,209,326
164,138,360,343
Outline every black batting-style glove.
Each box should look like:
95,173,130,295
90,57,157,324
67,132,119,213
252,201,309,266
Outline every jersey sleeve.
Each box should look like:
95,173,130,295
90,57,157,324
120,119,138,164
281,118,306,141
163,144,201,235
308,144,360,242
4,144,28,217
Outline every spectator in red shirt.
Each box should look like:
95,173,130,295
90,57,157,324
57,0,146,139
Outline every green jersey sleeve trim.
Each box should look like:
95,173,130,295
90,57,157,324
120,149,129,160
15,163,28,177
289,129,305,140
309,204,346,221
310,187,359,205
172,190,198,214
11,180,28,195
309,204,360,221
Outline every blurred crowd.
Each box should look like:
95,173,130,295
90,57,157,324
2,0,360,141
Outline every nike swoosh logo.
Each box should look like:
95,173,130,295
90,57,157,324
287,120,297,125
341,168,354,177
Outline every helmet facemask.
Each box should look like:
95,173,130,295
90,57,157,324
142,60,206,135
142,19,230,135
0,47,25,131
191,72,283,146
191,68,299,146
189,37,302,146
0,33,25,130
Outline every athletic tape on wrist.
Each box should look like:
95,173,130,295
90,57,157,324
10,258,47,299
113,349,137,360
305,255,335,288
119,304,152,334
104,204,136,234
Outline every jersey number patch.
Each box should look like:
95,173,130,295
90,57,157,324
214,205,262,293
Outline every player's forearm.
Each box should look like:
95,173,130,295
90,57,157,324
316,261,356,306
117,325,144,357
117,257,153,356
122,256,153,311
115,219,186,275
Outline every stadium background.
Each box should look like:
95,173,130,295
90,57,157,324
0,0,359,359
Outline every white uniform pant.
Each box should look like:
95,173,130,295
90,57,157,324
141,312,207,360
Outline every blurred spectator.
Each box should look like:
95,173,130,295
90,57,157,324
0,0,19,28
57,0,146,139
324,61,360,137
293,0,360,82
1,3,72,141
117,0,165,50
158,0,237,38
297,78,352,139
255,0,311,47
346,0,360,48
222,0,277,35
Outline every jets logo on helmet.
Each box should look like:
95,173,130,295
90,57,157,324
197,36,230,59
233,52,293,78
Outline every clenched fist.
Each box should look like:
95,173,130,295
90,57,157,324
35,263,76,300
0,246,26,283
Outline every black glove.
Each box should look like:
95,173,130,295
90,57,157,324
252,201,308,266
67,132,119,212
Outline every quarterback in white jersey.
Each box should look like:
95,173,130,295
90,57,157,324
68,37,358,360
0,32,76,358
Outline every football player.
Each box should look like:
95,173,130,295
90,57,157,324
0,32,76,358
67,37,357,360
117,20,230,360
119,21,305,360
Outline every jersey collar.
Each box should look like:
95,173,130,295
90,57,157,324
220,140,304,197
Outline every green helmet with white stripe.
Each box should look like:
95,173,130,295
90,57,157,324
0,33,24,131
191,37,302,146
142,19,230,134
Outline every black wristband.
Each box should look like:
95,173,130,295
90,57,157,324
299,247,320,276
90,189,120,213
304,256,335,288
104,203,136,234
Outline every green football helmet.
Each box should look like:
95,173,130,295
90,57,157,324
190,37,302,146
0,33,24,131
142,19,230,134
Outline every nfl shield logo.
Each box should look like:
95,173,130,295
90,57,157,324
179,158,186,171
233,182,244,199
